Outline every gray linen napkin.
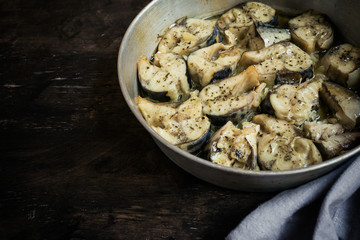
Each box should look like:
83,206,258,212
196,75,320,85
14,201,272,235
226,155,360,240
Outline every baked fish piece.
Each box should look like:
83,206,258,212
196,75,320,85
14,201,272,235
187,43,241,88
200,66,266,126
321,43,360,89
158,18,221,57
205,121,260,170
240,42,313,85
137,53,189,101
137,91,211,153
253,114,322,171
289,10,333,53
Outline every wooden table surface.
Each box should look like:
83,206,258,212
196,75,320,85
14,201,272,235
0,0,277,239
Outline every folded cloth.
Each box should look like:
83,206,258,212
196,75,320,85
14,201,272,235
226,155,360,240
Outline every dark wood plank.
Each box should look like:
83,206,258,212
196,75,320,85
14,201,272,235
0,0,277,239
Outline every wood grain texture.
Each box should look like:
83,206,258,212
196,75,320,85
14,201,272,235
0,0,276,239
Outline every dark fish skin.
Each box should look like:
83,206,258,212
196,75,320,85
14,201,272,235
206,25,222,46
178,127,211,153
207,110,248,126
210,68,232,83
141,86,170,102
275,66,313,85
260,91,275,116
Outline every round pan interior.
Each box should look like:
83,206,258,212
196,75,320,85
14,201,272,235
118,0,360,191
